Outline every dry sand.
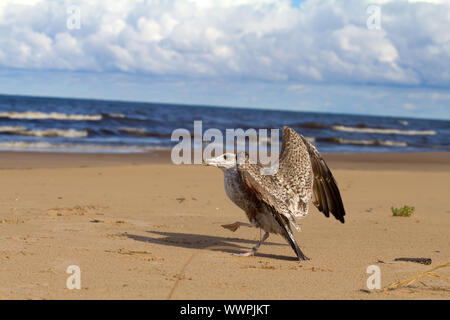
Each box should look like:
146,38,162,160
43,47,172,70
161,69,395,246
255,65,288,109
0,151,449,299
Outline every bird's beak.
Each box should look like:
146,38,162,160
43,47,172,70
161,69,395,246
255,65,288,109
203,158,216,167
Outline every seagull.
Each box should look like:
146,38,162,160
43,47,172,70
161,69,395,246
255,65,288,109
204,126,346,261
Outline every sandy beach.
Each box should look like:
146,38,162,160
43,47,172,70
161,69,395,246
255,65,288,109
0,151,449,300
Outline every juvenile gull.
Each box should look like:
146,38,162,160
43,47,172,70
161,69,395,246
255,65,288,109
204,126,346,261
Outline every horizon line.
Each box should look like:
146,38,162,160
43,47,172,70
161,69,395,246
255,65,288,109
0,92,448,122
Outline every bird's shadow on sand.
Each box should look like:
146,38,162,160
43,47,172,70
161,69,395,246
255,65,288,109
126,230,299,261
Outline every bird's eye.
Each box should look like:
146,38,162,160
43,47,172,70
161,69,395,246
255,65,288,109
224,155,228,160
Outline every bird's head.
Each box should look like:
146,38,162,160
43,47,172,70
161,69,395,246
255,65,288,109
204,153,237,170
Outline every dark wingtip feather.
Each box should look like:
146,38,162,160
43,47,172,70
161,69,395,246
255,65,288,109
296,133,347,224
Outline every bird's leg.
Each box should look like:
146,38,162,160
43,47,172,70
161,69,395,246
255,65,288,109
233,232,269,257
221,221,252,232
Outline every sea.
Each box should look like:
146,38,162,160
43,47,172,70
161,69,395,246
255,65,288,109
0,94,448,154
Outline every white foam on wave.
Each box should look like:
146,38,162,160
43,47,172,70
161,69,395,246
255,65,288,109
0,126,88,138
107,113,125,118
0,111,102,121
0,126,26,133
197,135,315,151
18,129,88,138
119,127,149,136
330,138,408,147
332,125,436,136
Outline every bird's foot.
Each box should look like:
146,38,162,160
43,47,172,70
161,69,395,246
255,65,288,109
221,221,251,232
232,251,255,257
222,223,239,232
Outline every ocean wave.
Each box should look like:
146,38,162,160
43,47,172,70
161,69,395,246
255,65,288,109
318,137,407,147
0,111,102,121
298,122,371,130
119,127,171,138
104,113,125,118
19,129,88,138
0,141,167,153
0,126,26,133
119,127,150,137
198,135,314,147
332,125,436,135
430,145,450,151
0,127,88,138
298,122,329,129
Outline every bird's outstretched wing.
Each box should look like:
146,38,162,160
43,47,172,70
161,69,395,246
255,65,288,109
237,126,314,227
237,126,345,226
299,134,346,223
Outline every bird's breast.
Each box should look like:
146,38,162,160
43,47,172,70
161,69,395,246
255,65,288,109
223,169,253,210
222,169,284,234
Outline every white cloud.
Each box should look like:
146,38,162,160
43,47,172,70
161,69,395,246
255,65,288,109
408,91,450,101
288,84,307,91
403,103,417,110
0,0,448,87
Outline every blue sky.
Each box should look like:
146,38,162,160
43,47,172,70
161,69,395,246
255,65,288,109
291,0,305,7
0,0,449,119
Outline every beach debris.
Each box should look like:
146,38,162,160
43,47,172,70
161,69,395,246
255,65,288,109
394,257,432,265
176,197,186,204
391,205,415,217
366,208,373,213
0,218,24,224
105,248,151,255
385,262,450,292
117,248,152,255
90,219,103,223
47,209,62,216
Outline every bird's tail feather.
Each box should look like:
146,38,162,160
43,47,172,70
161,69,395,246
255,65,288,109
283,223,309,261
272,208,309,261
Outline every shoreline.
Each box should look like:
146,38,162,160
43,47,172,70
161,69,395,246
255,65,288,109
1,151,449,171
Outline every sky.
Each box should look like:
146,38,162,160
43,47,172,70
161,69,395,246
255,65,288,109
0,0,449,119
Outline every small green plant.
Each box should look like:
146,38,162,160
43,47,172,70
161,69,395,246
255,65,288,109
391,205,415,217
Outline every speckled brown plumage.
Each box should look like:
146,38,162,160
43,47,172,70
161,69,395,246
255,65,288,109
214,126,346,260
238,126,345,224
